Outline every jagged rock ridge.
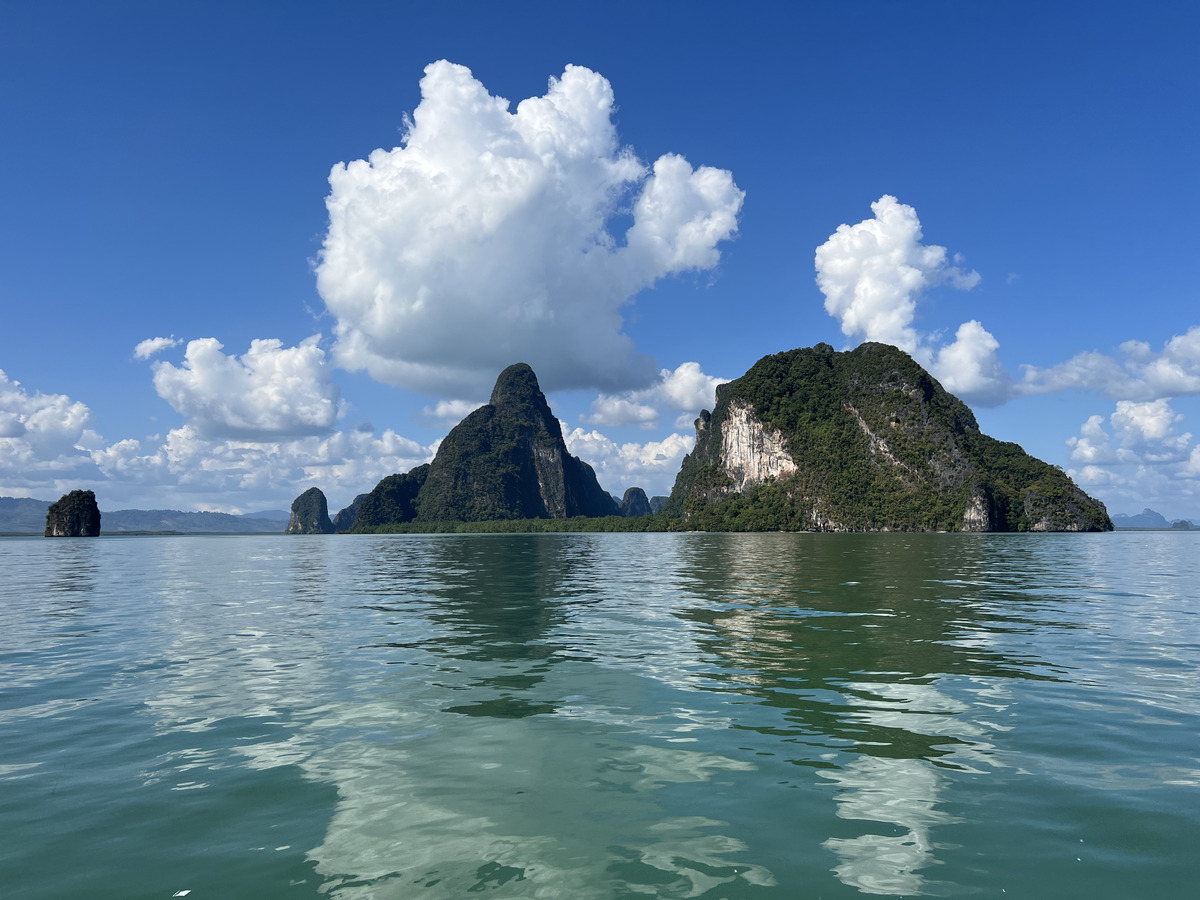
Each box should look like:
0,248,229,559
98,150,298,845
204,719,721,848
666,342,1112,533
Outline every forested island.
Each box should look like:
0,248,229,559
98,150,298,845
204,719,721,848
290,344,1112,534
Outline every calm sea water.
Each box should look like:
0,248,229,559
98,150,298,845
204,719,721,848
2,532,1198,899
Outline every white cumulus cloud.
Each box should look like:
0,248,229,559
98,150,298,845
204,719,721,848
814,196,1011,407
0,369,100,495
133,336,181,360
151,337,343,440
564,425,694,497
584,362,727,429
316,60,744,398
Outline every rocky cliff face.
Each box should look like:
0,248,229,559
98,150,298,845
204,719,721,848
619,487,653,517
44,490,101,537
416,364,617,522
348,466,429,532
286,487,334,534
667,343,1111,533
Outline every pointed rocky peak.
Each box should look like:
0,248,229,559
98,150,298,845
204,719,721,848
490,363,544,410
286,487,334,534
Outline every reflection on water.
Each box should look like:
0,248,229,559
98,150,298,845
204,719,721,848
2,532,1199,898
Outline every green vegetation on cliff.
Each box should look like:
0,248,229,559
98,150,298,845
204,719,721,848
416,363,616,522
348,465,429,532
668,343,1111,533
286,487,334,534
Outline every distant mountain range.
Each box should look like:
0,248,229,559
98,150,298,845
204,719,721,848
0,497,287,534
1111,509,1197,529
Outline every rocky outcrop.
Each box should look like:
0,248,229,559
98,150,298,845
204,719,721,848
649,495,669,514
667,342,1112,533
619,487,653,517
718,400,797,494
44,490,101,537
349,466,429,532
331,493,368,532
415,364,618,522
286,487,334,534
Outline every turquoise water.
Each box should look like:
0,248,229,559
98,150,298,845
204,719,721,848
2,532,1198,898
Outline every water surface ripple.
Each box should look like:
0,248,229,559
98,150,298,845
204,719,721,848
2,532,1198,898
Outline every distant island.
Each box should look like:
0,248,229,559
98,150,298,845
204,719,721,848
0,498,288,535
291,344,1116,534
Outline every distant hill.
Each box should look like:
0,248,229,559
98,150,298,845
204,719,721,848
0,497,284,534
1112,509,1197,529
0,497,56,533
103,509,284,533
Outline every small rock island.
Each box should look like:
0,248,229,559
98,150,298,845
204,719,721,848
286,487,335,534
45,489,102,537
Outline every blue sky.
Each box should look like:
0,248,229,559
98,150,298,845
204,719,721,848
2,1,1198,519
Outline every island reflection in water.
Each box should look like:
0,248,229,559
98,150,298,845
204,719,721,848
2,532,1198,898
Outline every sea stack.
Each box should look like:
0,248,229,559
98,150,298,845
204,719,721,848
414,363,618,522
286,487,335,534
44,490,102,537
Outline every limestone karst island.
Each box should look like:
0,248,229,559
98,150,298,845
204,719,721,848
286,344,1112,535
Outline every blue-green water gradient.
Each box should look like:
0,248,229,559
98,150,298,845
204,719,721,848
2,532,1198,898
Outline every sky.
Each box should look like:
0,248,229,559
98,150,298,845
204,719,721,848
2,1,1198,519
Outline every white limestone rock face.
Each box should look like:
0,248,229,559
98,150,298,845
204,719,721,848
718,400,797,494
960,493,991,532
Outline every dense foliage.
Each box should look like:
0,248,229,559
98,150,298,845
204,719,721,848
668,343,1112,533
285,487,334,534
348,466,429,532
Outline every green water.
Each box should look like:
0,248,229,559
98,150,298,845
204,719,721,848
2,532,1198,898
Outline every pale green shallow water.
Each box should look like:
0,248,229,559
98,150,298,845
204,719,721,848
2,532,1198,899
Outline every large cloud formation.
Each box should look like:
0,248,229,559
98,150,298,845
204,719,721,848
316,60,744,398
815,196,1012,406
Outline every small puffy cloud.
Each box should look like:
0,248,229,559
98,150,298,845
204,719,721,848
1067,415,1117,465
931,320,1012,407
814,196,1011,407
133,336,181,360
316,60,744,398
420,398,487,425
815,195,979,353
564,425,694,496
585,362,727,429
151,337,343,440
1020,326,1200,401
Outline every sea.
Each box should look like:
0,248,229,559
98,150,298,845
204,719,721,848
2,531,1198,899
